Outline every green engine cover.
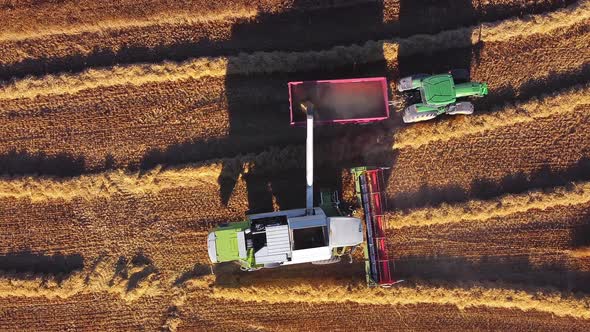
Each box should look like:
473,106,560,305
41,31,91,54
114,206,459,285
421,74,456,106
213,220,249,262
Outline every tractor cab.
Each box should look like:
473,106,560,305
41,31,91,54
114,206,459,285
420,74,456,106
398,72,488,123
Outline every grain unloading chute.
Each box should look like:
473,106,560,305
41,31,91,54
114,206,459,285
207,77,396,287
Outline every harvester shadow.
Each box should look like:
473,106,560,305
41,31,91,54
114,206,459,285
0,0,436,81
213,260,366,288
0,251,84,282
174,263,211,286
395,254,590,293
0,149,85,177
1,1,572,82
390,156,590,211
220,0,393,213
571,213,590,249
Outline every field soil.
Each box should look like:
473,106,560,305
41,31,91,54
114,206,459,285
0,0,589,331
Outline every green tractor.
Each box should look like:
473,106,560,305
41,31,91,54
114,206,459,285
398,71,488,123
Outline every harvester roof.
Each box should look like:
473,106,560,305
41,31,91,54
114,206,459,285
422,74,456,106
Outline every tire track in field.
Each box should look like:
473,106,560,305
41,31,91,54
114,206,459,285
0,1,586,100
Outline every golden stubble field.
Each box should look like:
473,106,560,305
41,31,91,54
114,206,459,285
0,0,589,331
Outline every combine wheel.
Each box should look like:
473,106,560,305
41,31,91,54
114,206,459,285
446,102,474,115
402,105,439,123
311,256,342,265
263,263,282,269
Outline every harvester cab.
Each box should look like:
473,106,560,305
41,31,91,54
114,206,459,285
397,71,488,123
207,77,398,287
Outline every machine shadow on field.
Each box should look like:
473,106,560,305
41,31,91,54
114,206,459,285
220,1,396,214
571,212,590,249
385,0,477,210
0,252,84,281
0,149,85,177
212,260,365,288
394,255,590,293
390,156,590,211
481,62,590,113
397,0,479,108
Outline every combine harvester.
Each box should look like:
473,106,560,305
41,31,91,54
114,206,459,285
207,77,397,287
207,74,488,286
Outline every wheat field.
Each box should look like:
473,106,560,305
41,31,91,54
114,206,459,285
0,0,589,331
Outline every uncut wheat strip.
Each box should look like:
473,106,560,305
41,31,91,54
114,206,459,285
0,147,301,202
1,1,587,101
393,84,590,149
200,281,590,320
385,181,590,229
0,165,221,202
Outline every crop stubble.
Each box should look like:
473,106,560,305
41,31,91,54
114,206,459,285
0,0,589,331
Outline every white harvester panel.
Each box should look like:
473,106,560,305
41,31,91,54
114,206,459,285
265,225,290,256
328,217,363,247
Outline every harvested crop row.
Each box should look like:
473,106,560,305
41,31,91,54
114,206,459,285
0,190,217,270
0,256,162,301
183,294,590,331
1,1,586,100
193,278,590,320
0,144,305,202
0,163,253,271
0,1,571,79
1,103,588,209
0,24,587,174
